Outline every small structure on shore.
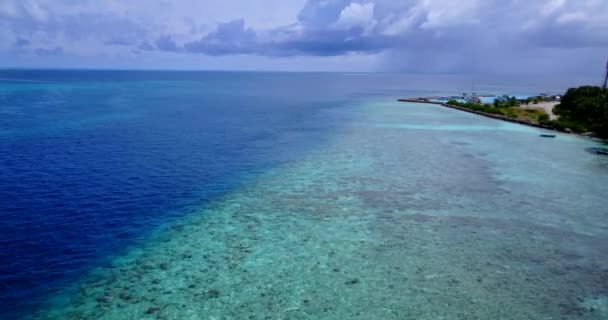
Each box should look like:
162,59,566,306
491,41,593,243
463,94,481,104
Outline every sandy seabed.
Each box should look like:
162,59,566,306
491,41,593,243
30,101,608,320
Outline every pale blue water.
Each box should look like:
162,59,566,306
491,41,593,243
1,71,608,319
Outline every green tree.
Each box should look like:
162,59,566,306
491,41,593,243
553,86,608,137
506,96,519,107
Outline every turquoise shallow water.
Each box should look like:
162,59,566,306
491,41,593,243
28,100,608,319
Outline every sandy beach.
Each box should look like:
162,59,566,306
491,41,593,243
522,102,559,120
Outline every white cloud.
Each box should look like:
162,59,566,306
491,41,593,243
557,11,587,24
381,7,421,36
541,0,566,16
334,2,376,31
22,0,49,22
417,0,481,29
1,0,607,75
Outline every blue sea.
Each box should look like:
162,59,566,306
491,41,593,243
1,70,608,319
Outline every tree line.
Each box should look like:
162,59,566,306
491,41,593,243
549,86,608,138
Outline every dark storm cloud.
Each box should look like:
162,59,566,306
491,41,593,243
155,35,179,52
169,0,608,60
184,19,257,55
14,37,30,47
270,29,391,56
137,41,155,51
1,0,607,74
181,19,391,56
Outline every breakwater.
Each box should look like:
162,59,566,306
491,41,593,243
398,98,556,131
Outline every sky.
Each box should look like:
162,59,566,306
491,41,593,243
1,0,607,78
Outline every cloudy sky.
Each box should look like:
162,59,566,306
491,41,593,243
1,0,607,77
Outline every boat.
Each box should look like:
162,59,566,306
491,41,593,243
596,149,608,155
586,147,608,155
540,134,556,138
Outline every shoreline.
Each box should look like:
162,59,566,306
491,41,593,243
521,101,559,120
398,98,584,137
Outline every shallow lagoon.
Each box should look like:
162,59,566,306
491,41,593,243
29,100,608,320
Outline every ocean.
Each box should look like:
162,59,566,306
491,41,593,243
1,70,607,319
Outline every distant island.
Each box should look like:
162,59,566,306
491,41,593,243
400,86,608,139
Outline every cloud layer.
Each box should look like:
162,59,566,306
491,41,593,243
1,0,607,74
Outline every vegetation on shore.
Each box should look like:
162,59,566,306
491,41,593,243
446,99,549,124
445,86,608,138
523,95,560,105
549,86,608,138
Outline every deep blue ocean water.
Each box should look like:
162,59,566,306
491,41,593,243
0,71,435,318
1,70,606,319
